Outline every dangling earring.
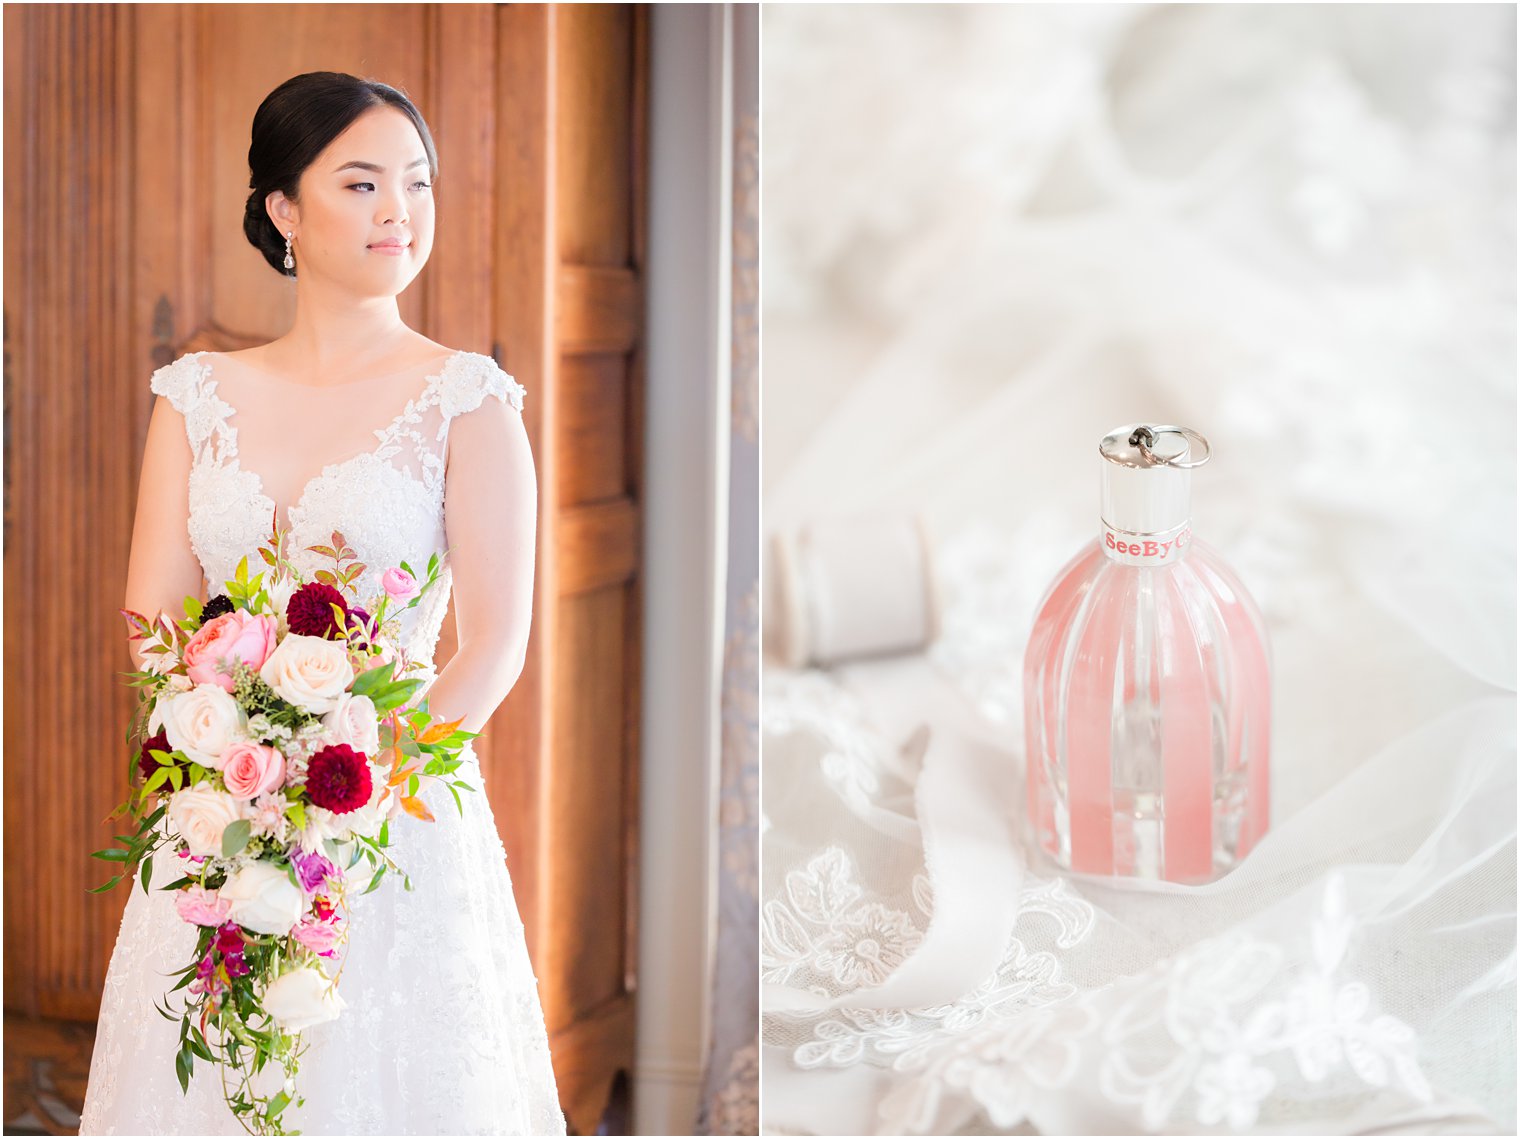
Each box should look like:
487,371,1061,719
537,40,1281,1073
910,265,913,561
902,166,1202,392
283,231,295,273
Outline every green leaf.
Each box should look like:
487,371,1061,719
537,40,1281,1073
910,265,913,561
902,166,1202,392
88,876,123,894
362,864,387,894
221,818,252,858
268,1091,291,1116
140,856,154,893
348,660,395,697
187,1033,215,1063
175,1045,192,1093
286,801,306,831
144,765,172,794
91,848,131,862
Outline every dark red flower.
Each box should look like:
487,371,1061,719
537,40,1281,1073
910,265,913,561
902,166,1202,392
287,581,348,639
199,594,234,627
138,728,172,783
304,744,372,814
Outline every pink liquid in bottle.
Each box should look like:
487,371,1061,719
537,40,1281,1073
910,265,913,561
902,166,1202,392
1023,425,1270,883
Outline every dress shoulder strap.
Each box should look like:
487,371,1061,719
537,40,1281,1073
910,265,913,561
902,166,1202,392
149,352,233,465
148,352,203,415
435,351,526,421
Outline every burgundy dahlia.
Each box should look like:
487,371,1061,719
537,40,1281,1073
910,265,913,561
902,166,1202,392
287,581,349,639
304,744,372,814
138,728,171,783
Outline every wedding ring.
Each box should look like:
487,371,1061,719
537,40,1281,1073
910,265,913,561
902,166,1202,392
1129,424,1210,469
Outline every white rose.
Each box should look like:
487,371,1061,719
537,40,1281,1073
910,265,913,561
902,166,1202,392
167,787,243,858
160,683,247,766
221,861,306,936
262,966,346,1033
259,635,355,714
322,692,380,756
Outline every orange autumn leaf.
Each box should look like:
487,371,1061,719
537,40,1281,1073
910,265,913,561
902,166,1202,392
400,795,434,823
416,717,465,745
387,761,423,789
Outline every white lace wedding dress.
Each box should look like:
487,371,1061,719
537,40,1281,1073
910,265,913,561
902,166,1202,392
79,350,566,1136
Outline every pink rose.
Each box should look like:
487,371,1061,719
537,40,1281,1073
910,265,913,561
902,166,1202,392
291,916,345,955
220,741,286,799
183,611,278,693
381,567,420,603
174,885,232,927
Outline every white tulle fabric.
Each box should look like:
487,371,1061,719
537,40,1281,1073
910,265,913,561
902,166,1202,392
762,6,1515,1135
79,351,565,1135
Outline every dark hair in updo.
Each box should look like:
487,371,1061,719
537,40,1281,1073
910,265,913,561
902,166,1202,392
242,72,439,276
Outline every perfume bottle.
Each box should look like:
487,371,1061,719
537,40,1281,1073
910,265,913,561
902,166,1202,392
1023,425,1270,883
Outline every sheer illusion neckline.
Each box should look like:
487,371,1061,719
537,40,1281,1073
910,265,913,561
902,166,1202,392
193,349,466,533
202,347,461,390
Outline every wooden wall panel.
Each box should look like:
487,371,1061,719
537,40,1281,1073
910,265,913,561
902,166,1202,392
2,1,140,1029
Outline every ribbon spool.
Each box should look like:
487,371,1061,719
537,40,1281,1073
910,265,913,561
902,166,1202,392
770,514,941,668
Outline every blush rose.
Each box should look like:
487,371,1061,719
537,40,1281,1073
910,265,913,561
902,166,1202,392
259,634,355,714
167,787,243,858
220,741,286,799
182,611,278,692
158,684,247,768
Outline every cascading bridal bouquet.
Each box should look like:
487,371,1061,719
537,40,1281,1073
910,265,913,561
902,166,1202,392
93,516,479,1135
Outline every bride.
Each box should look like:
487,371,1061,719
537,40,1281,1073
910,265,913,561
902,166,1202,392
78,72,566,1135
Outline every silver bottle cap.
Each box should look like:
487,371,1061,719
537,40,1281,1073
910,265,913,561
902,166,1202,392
1099,424,1210,563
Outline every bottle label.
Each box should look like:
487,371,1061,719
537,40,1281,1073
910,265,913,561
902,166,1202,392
1101,521,1191,566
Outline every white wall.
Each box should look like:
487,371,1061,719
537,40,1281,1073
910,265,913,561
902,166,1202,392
637,5,731,1135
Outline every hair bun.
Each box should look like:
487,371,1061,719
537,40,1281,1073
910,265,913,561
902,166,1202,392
240,72,438,278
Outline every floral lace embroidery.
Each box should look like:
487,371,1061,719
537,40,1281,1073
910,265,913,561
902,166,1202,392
764,671,905,809
873,874,1432,1134
147,350,521,667
763,847,1096,1074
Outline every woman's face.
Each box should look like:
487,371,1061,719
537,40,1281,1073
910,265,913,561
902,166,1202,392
270,106,436,298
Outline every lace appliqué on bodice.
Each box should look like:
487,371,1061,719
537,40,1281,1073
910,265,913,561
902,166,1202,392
149,350,524,668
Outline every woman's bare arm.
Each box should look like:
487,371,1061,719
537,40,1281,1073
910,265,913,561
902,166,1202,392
122,395,205,670
421,389,538,735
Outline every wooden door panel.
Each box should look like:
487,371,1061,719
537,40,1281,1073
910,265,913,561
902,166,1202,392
545,585,630,1027
557,354,631,505
556,5,635,267
4,5,646,1134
